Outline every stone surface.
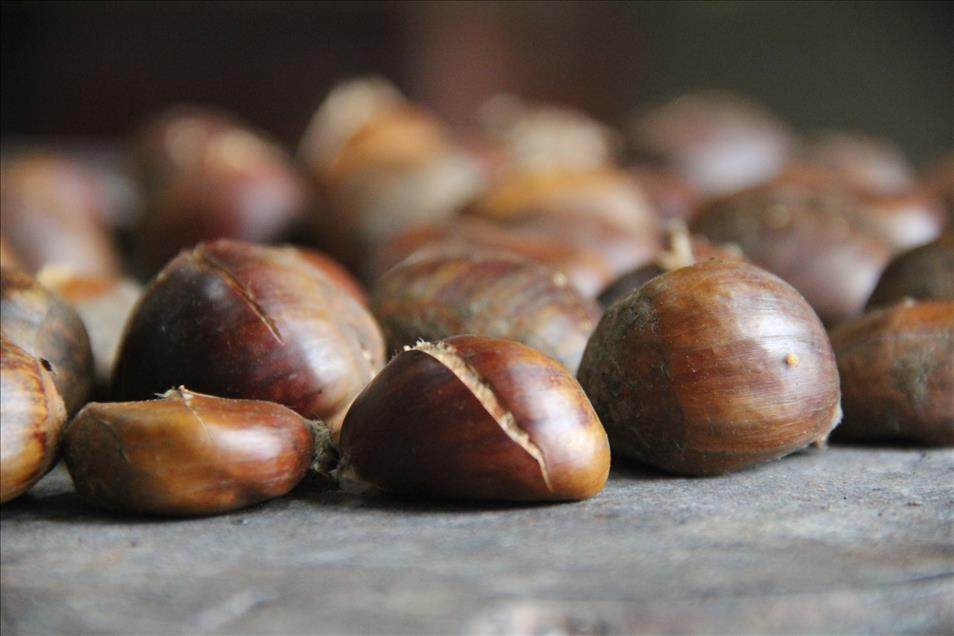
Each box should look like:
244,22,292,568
2,445,952,635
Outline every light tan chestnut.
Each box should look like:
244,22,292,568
1,337,67,503
64,388,332,516
830,300,954,445
578,260,842,476
371,245,601,373
338,335,610,501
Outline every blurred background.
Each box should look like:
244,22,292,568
3,0,952,164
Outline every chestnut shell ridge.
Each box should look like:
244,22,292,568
111,239,384,438
338,335,610,501
578,259,842,476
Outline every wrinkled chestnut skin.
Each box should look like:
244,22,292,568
0,153,120,276
64,388,315,515
830,301,953,445
1,269,94,414
1,337,67,503
578,260,842,476
371,246,600,373
131,106,307,274
113,240,384,438
866,234,954,310
628,92,795,195
339,336,610,501
597,231,744,309
37,268,143,389
691,176,894,325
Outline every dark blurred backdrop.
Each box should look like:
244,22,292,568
3,1,952,163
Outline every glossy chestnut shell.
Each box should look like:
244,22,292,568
866,234,954,310
338,335,610,501
1,337,67,503
112,239,384,438
1,268,94,414
64,388,316,515
830,300,953,445
371,245,601,373
578,260,842,476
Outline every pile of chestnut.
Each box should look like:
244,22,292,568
2,78,952,516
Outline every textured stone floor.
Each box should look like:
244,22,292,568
2,445,952,635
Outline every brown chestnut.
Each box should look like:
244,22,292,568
131,106,308,274
627,164,702,223
338,336,610,501
799,131,915,195
112,239,384,440
830,300,953,445
578,260,842,476
691,174,894,325
36,267,143,389
921,155,954,220
466,168,657,237
866,234,954,310
1,269,94,414
477,94,620,173
0,152,120,276
301,79,484,273
597,225,744,309
64,388,325,515
371,245,600,373
1,337,67,503
628,92,795,195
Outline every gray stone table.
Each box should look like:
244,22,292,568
2,445,952,635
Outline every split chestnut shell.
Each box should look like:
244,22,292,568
338,335,610,501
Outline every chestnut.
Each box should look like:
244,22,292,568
866,234,954,310
300,79,484,273
466,167,657,237
36,267,143,389
370,245,601,373
829,300,953,445
64,388,327,515
799,131,915,195
690,173,894,325
131,106,308,274
0,233,25,272
578,260,842,476
477,94,619,173
597,226,744,309
1,337,67,504
112,239,384,440
921,155,954,220
1,268,94,414
338,336,610,501
627,164,702,223
628,92,795,195
0,152,120,277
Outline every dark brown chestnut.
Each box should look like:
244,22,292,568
338,335,610,501
112,239,384,440
578,260,842,476
36,267,143,389
866,234,954,310
1,337,67,503
691,173,894,325
0,152,120,276
830,300,953,445
371,245,601,373
628,92,795,195
64,388,325,515
1,269,94,414
131,106,308,274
